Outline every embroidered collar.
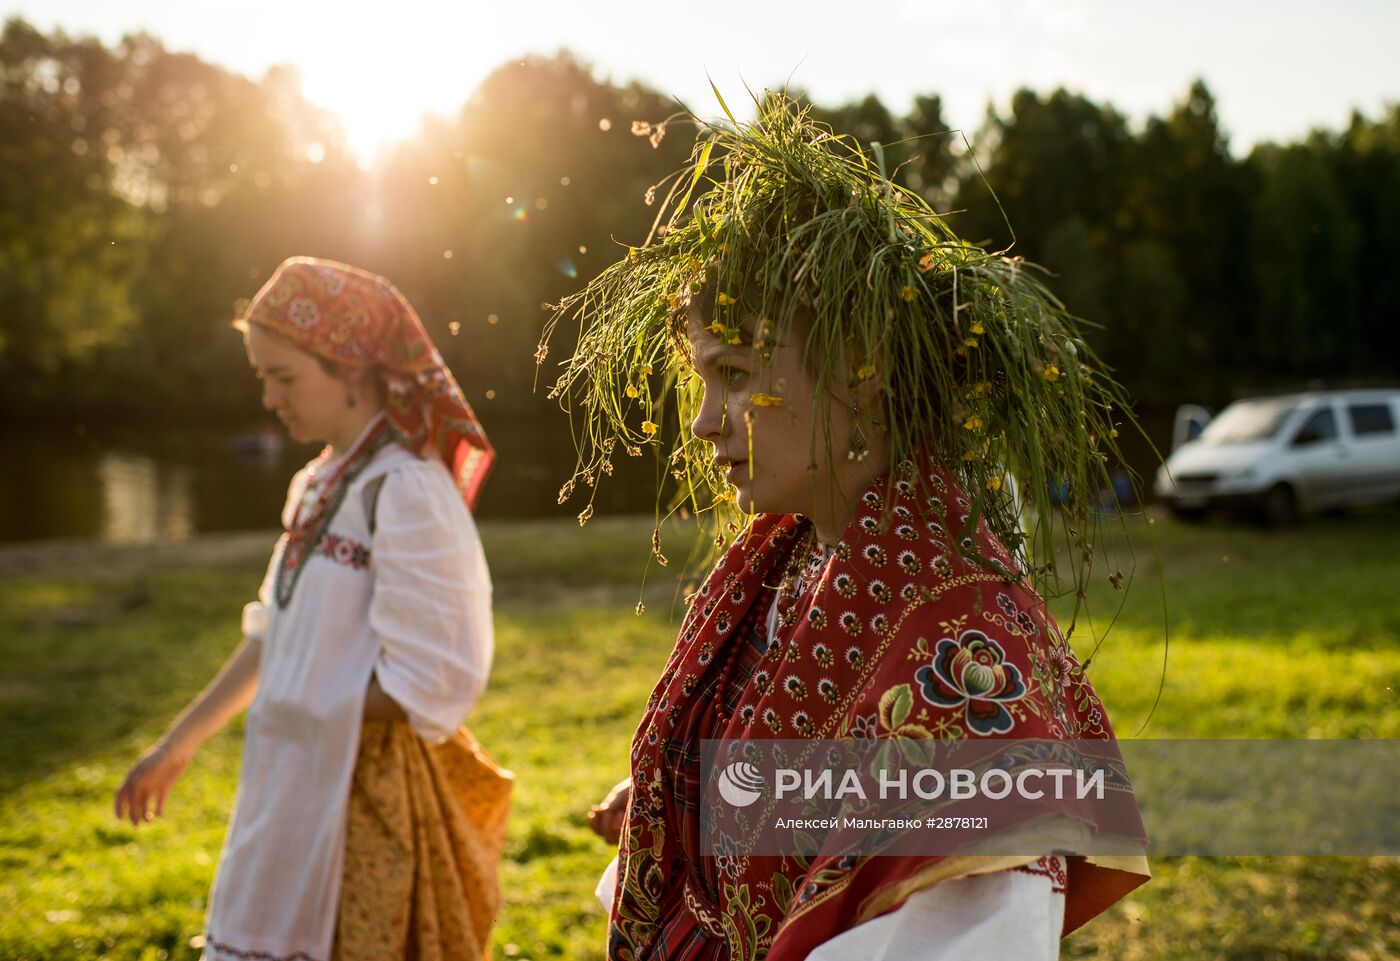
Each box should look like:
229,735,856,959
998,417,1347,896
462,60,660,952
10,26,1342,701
274,418,393,608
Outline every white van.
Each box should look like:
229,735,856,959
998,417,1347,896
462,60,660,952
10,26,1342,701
1153,389,1400,524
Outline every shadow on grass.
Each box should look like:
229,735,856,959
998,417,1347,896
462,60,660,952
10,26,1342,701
0,563,261,799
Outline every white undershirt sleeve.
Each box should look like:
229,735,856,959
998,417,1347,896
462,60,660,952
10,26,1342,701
805,862,1065,961
367,462,493,742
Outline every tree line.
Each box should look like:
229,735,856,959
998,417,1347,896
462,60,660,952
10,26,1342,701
2,16,1397,431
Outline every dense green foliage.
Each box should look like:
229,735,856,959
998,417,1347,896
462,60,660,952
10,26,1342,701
0,18,689,423
1,510,1397,959
3,18,1397,433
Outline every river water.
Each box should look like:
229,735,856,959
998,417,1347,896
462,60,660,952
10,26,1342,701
0,411,659,543
0,410,1172,544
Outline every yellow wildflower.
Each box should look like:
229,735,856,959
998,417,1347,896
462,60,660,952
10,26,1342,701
1109,428,1120,438
625,385,639,398
972,380,992,395
963,415,984,430
970,321,985,335
641,420,659,435
963,450,978,462
717,292,737,306
857,364,876,380
1043,364,1061,382
627,246,640,261
962,337,979,348
986,475,1005,491
750,393,783,407
726,332,741,346
900,285,917,302
706,321,725,335
642,363,653,375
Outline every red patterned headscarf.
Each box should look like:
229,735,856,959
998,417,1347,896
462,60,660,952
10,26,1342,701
609,459,1148,960
242,257,493,512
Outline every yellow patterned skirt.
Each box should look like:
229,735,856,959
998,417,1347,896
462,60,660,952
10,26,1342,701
332,721,513,961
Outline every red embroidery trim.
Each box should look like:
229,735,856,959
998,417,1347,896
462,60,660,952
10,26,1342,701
318,532,372,570
1012,855,1069,895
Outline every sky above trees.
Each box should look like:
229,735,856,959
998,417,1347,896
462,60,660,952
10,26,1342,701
7,0,1400,162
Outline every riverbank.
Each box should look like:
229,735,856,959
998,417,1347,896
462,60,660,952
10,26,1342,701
0,530,279,580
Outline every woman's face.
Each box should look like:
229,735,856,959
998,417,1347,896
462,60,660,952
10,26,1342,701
687,306,856,517
245,325,350,446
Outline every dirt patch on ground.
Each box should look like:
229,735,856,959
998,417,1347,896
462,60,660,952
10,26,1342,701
0,530,281,580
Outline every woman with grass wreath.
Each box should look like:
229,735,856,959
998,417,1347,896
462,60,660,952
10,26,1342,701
114,258,511,961
548,96,1150,959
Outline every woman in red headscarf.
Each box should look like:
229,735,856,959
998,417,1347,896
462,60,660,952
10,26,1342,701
114,258,511,961
553,100,1151,960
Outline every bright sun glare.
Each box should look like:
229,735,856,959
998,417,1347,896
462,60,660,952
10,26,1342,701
305,71,436,164
291,31,503,165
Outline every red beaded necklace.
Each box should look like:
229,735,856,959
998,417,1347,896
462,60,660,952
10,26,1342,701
709,526,824,725
709,583,774,725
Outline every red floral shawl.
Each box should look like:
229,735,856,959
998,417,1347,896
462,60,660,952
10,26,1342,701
243,257,493,511
609,459,1147,961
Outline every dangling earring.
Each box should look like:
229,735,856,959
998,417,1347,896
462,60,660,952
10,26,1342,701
848,403,869,462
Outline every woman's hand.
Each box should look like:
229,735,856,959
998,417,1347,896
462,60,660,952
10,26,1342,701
113,637,261,828
587,777,631,845
114,742,192,826
111,639,261,828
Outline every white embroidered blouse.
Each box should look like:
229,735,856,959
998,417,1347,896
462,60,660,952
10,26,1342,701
204,418,493,961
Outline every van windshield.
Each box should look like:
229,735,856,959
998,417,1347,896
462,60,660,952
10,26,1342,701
1199,398,1297,445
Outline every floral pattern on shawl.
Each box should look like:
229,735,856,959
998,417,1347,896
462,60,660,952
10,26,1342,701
915,628,1028,735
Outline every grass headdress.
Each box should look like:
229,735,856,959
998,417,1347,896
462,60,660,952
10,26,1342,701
540,92,1139,607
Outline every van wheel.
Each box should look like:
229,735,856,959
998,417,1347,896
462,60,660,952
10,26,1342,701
1262,484,1298,527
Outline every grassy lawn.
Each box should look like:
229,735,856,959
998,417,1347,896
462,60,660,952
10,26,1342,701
0,509,1396,960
